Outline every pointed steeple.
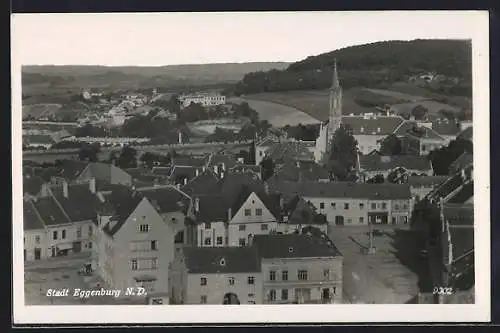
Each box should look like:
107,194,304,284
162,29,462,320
331,59,340,89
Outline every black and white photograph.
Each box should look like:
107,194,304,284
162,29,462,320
12,11,490,324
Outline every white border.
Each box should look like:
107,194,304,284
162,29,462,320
12,11,490,324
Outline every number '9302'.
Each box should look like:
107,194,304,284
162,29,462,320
433,287,454,295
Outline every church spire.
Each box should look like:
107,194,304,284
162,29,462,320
331,59,340,89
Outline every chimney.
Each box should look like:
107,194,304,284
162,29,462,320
202,165,206,172
195,169,199,177
63,180,69,198
194,197,200,213
227,208,232,222
184,177,188,185
89,177,96,194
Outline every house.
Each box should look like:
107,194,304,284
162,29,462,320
229,164,262,179
341,115,405,155
23,175,45,201
260,141,315,166
269,181,412,226
448,152,473,176
204,153,240,174
429,118,462,144
268,160,331,183
251,233,343,304
27,180,100,258
49,160,132,187
23,201,47,261
426,164,473,205
358,155,433,182
91,185,183,305
169,246,261,304
408,176,449,203
23,134,55,149
399,125,447,156
178,93,226,108
181,168,220,196
281,195,328,235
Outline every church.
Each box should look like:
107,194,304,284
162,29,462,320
314,60,343,163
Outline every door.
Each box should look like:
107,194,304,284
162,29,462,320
322,288,330,303
73,241,82,253
51,247,56,257
34,248,41,260
335,216,344,226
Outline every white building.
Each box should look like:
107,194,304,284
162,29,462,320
179,93,226,108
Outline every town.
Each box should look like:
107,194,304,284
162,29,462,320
22,40,474,306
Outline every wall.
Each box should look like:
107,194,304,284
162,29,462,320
261,257,343,304
185,272,262,305
304,196,370,226
196,221,227,247
355,135,386,155
45,220,93,257
24,229,47,261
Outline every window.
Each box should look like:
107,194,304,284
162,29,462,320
35,235,40,244
415,195,420,202
139,224,150,233
200,295,207,304
76,227,82,238
394,204,400,210
331,202,336,209
323,269,330,279
281,289,288,301
347,218,352,224
244,209,251,216
359,217,364,224
152,298,163,305
239,238,246,247
88,225,93,236
88,242,92,249
204,222,211,229
319,202,325,209
216,236,223,245
151,240,158,251
269,289,276,302
382,203,387,209
228,277,235,285
261,224,268,231
255,208,263,216
359,203,364,209
131,259,138,271
403,204,408,210
344,203,349,210
151,258,157,269
371,203,376,209
282,270,288,281
204,238,211,246
298,270,308,281
61,229,66,239
422,145,427,152
200,277,207,286
269,270,276,281
53,231,58,240
248,276,255,285
239,224,246,231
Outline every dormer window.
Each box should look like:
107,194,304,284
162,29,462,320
220,258,226,266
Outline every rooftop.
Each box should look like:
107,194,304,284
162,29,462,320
341,115,405,136
359,155,432,172
252,233,341,259
136,185,191,215
407,176,449,188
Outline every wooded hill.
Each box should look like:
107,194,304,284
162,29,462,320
230,39,472,97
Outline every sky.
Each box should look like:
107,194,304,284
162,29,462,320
12,11,486,66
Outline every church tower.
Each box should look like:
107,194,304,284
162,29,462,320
327,59,343,147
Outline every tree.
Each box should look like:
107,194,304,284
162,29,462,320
328,125,358,181
117,146,138,169
379,134,402,155
78,143,100,162
367,174,385,183
428,138,473,175
411,105,428,120
260,157,275,181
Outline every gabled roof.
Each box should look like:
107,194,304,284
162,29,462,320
446,182,473,204
407,176,449,188
270,161,330,183
265,142,315,163
85,163,132,184
457,126,473,141
341,115,405,136
23,175,45,195
205,153,239,170
449,152,473,174
216,173,265,199
269,181,412,200
403,126,444,141
57,160,90,181
31,195,71,226
286,196,327,225
100,187,145,236
194,194,230,223
183,247,261,274
169,165,200,183
23,200,46,230
431,119,462,136
136,186,191,215
359,155,432,172
150,166,172,176
231,185,282,221
252,234,341,259
50,184,101,222
172,156,206,167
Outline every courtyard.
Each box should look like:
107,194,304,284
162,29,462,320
328,225,432,304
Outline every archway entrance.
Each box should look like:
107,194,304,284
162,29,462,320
223,292,240,304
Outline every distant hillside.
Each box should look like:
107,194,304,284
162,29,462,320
22,62,290,90
231,39,472,97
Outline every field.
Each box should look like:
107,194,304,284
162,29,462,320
23,103,63,119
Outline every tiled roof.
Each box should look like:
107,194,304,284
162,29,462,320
446,182,473,204
408,176,449,188
51,184,101,222
182,169,220,196
23,175,45,195
151,167,172,176
431,119,462,136
194,194,230,223
32,195,71,226
341,115,405,136
286,196,327,225
86,163,132,184
216,173,265,199
270,161,330,183
183,246,261,274
457,126,473,141
136,186,191,215
172,156,206,167
231,185,282,221
229,164,261,174
443,204,474,226
169,165,199,183
404,126,444,141
252,234,341,259
57,160,90,181
206,153,239,170
100,186,144,236
23,200,46,230
269,181,412,200
359,155,432,172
